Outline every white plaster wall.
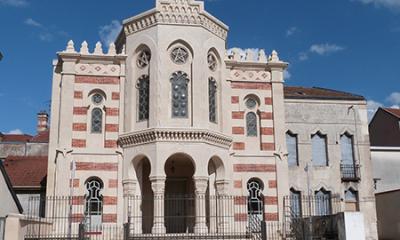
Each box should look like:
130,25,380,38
371,149,400,193
0,174,19,217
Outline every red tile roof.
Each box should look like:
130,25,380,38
3,156,47,188
30,131,50,143
384,108,400,119
284,86,365,101
1,134,33,143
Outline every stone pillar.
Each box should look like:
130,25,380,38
150,176,166,234
194,176,209,234
215,180,231,233
123,179,141,234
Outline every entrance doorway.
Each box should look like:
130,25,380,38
164,154,195,233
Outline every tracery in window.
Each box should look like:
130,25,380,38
246,112,258,137
92,94,103,105
171,71,189,118
85,178,103,217
171,47,189,64
138,75,150,121
207,53,217,71
247,179,264,218
246,98,257,109
208,77,217,123
137,50,151,69
91,108,103,133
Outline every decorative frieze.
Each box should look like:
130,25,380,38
119,128,232,149
75,64,121,77
123,0,228,40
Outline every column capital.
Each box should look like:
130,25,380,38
215,179,230,195
122,179,137,196
194,176,209,194
150,176,166,195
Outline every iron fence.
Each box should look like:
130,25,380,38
340,164,361,182
23,195,291,240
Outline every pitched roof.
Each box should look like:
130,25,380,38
30,131,50,143
3,156,47,188
383,108,400,119
284,86,365,101
0,161,23,213
0,134,33,143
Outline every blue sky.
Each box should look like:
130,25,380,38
0,0,399,134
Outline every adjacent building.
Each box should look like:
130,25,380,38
369,107,400,239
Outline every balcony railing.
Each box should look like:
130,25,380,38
340,164,360,182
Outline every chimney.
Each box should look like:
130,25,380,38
37,111,49,133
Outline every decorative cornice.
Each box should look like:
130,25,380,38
119,128,232,149
122,0,229,40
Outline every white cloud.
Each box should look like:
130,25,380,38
227,48,261,61
0,0,28,7
284,70,291,80
286,27,298,37
386,92,400,105
24,18,42,28
299,52,309,61
39,32,53,42
99,20,122,46
353,0,400,10
7,129,23,134
367,100,383,121
310,43,345,55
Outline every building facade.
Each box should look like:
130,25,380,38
44,0,377,239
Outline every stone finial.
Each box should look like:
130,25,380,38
232,49,241,61
121,44,126,55
258,49,268,63
65,40,75,53
245,49,255,62
108,43,116,55
270,50,279,62
94,41,103,55
80,41,89,54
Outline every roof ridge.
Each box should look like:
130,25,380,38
382,107,400,119
311,87,364,98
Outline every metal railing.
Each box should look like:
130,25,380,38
283,194,341,239
341,164,361,181
23,195,290,240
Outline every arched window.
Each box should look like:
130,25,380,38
345,189,359,212
315,189,331,216
91,108,103,133
286,132,299,167
247,179,264,219
246,112,258,137
138,75,150,121
208,77,217,123
85,178,103,225
171,71,189,118
340,133,355,165
312,132,328,166
290,188,302,218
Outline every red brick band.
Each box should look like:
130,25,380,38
232,142,245,150
261,143,275,151
231,82,271,90
234,164,276,172
232,111,245,119
105,140,118,149
232,127,245,135
261,127,274,135
106,108,119,116
268,180,277,189
74,91,83,99
75,76,120,85
73,107,88,115
105,124,119,132
231,96,239,104
108,179,118,188
73,123,87,131
76,162,118,171
72,139,86,148
112,92,120,100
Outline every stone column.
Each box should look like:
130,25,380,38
194,176,209,234
215,180,231,233
123,179,142,234
150,176,166,234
